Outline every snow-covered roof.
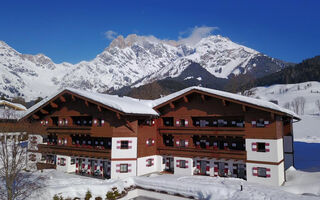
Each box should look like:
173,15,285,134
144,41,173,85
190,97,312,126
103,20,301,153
22,86,299,121
22,88,158,119
0,109,25,120
0,100,27,111
151,86,300,119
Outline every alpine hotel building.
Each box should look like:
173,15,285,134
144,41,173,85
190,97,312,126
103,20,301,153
21,86,299,186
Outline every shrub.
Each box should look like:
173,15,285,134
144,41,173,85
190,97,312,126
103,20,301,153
106,187,121,200
85,190,92,200
53,194,64,200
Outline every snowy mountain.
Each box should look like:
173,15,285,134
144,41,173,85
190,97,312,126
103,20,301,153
0,34,289,101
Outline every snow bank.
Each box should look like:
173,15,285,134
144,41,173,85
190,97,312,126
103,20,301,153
27,169,320,200
283,167,320,196
29,170,134,200
133,174,315,200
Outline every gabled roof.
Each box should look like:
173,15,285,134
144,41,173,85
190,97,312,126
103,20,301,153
21,88,158,120
151,86,300,120
21,86,300,121
0,100,27,111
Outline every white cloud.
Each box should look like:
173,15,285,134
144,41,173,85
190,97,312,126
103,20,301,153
178,26,219,45
105,30,118,40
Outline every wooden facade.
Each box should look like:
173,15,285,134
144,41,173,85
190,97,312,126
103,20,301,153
21,87,298,186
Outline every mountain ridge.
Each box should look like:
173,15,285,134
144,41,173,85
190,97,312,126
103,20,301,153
0,34,289,101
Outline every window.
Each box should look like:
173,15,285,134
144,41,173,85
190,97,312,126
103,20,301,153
60,158,66,166
179,140,186,147
120,141,129,149
256,119,265,127
146,138,154,146
71,158,75,165
257,167,267,177
180,119,186,127
180,160,187,168
163,117,174,126
146,159,153,167
120,164,128,173
257,143,266,152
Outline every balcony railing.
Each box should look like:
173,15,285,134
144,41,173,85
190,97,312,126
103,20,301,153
158,126,245,136
38,144,111,159
46,126,92,134
157,146,246,160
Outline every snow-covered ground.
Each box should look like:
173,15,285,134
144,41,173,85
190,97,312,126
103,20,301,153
293,115,320,143
29,169,319,200
244,81,320,115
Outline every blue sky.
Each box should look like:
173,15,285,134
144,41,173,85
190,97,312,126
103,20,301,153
0,0,319,64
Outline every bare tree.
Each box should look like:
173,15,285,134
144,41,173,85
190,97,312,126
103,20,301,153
290,97,306,115
283,102,290,109
0,109,44,200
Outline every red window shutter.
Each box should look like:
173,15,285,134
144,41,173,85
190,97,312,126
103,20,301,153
206,161,210,172
252,142,257,151
116,164,120,173
196,161,201,170
175,120,180,126
128,141,133,149
251,121,256,127
185,160,189,168
214,163,219,176
224,163,228,174
176,160,180,168
185,120,189,127
224,142,228,150
265,143,270,152
266,168,271,177
185,140,189,147
252,167,258,176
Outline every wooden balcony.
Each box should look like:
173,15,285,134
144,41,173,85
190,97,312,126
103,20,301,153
157,146,246,160
36,162,56,170
38,144,111,159
158,126,245,136
46,126,92,134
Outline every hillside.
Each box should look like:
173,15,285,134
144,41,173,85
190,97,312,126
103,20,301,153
237,55,320,92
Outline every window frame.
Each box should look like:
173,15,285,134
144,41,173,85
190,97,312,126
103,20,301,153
120,141,129,149
120,164,128,173
180,160,187,168
257,167,267,177
257,142,266,152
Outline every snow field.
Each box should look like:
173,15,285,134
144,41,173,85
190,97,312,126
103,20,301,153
28,169,319,200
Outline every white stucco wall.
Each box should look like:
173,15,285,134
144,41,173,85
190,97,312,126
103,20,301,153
111,160,137,179
246,138,283,162
111,137,137,159
174,157,194,176
246,162,284,186
137,155,162,176
28,134,44,151
56,155,76,173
